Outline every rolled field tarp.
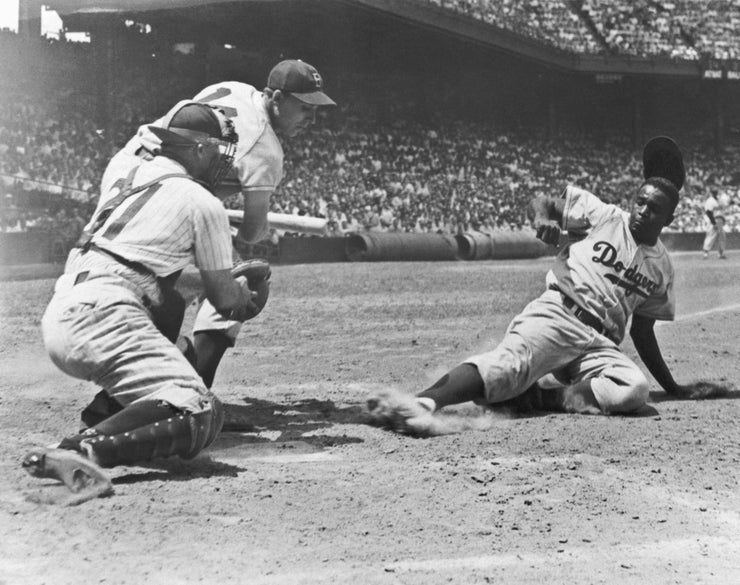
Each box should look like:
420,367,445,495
489,229,552,259
455,232,494,261
455,230,553,260
345,232,459,262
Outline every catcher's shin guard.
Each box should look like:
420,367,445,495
60,395,224,468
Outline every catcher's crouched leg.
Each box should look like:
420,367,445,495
58,392,225,468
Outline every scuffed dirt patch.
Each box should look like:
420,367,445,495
1,255,739,584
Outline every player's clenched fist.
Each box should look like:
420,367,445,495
534,220,561,246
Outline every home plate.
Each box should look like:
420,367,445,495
209,432,339,463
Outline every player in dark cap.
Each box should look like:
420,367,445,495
101,59,336,390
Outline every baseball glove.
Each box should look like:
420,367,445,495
232,258,271,321
642,136,685,190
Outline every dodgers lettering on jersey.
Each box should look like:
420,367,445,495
547,186,675,343
89,157,234,277
102,83,284,199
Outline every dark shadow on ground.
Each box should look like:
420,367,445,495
219,396,366,448
628,403,660,417
649,388,740,403
113,458,245,485
490,403,660,418
110,398,365,485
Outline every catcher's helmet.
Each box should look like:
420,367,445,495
642,136,685,191
148,103,238,190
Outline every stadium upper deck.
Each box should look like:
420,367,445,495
43,0,740,64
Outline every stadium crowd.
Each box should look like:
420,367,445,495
274,116,740,235
5,94,737,241
427,0,740,61
3,17,740,254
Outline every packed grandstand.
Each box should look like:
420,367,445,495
2,0,740,254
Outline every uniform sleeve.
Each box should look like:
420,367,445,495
234,130,284,193
124,101,194,155
561,186,618,233
634,264,675,322
191,194,234,271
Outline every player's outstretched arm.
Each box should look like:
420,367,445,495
630,315,729,400
630,314,680,394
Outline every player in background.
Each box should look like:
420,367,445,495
22,104,259,503
702,187,728,259
101,59,336,389
367,137,728,436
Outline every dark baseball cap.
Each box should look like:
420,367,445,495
642,136,685,191
267,59,336,106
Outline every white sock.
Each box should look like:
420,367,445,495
416,397,436,413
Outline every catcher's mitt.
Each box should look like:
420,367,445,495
642,136,685,191
232,258,271,321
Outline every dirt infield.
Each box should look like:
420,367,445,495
1,255,739,585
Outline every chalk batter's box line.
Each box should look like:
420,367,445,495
660,302,740,325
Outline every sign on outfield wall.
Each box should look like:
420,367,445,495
701,58,740,80
595,74,622,84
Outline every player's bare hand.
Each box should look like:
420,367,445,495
534,220,561,246
669,381,731,400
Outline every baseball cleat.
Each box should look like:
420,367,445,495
22,448,114,505
366,389,439,437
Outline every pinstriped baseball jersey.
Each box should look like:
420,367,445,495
88,156,234,277
546,185,675,344
102,84,283,199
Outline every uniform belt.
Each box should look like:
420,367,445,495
73,270,153,308
549,283,612,341
70,245,163,306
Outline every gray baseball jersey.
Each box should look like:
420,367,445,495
548,185,675,344
466,186,675,413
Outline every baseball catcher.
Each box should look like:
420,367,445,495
23,104,259,504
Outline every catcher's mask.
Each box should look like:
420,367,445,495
149,103,238,190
